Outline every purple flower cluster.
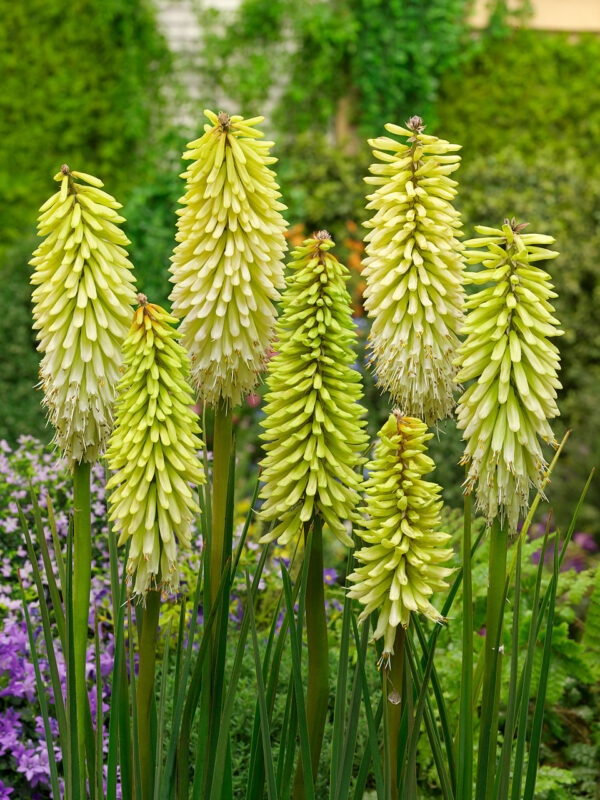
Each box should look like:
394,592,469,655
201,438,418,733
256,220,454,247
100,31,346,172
0,437,120,797
526,513,599,571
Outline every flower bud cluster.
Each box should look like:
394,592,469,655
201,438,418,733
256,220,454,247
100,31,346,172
169,110,288,407
106,298,205,598
30,167,136,465
348,412,453,656
363,117,464,424
455,220,562,530
259,233,367,547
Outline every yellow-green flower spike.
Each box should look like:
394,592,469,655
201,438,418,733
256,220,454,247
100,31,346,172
259,232,368,548
106,296,206,598
455,219,563,531
363,116,464,424
169,110,288,407
347,412,453,658
30,165,137,466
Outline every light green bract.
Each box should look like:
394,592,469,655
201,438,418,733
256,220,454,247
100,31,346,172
106,298,206,598
348,413,453,657
169,109,288,407
363,116,464,424
259,232,367,548
455,219,563,531
30,166,137,466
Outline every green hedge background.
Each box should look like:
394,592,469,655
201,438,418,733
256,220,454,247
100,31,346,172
1,1,598,531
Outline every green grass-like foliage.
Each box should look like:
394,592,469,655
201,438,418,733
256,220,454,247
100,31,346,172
259,232,367,546
348,412,453,655
106,298,205,598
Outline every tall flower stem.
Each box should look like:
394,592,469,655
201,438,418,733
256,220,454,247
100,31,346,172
209,399,233,614
72,460,91,788
388,627,406,800
137,589,161,800
476,517,508,799
457,488,473,800
294,517,329,798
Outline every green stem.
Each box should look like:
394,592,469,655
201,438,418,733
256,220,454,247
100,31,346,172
209,400,233,613
475,517,508,800
137,589,161,800
457,489,473,800
293,517,328,799
388,627,405,800
73,460,91,792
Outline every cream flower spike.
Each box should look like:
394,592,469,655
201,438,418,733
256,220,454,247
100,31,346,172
348,412,453,658
259,232,368,548
106,296,206,599
455,219,563,531
169,110,288,407
30,165,137,466
363,116,464,424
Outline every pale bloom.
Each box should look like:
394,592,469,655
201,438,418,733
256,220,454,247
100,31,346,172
169,110,288,407
455,219,563,531
106,296,205,598
363,116,464,424
348,412,453,657
30,166,136,466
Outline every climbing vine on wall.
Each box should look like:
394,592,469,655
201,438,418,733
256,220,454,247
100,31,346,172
197,0,521,138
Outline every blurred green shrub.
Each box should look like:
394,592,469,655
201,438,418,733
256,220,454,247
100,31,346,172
198,0,509,137
437,28,600,163
123,152,183,308
0,240,49,444
0,0,172,253
277,132,370,242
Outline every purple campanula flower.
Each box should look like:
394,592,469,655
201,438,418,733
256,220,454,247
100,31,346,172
323,568,337,586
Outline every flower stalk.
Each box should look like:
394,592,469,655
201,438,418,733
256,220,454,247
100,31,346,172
209,400,233,614
476,517,508,800
72,459,91,792
106,295,205,799
260,232,367,791
387,627,406,800
293,518,329,800
136,588,161,800
455,219,563,798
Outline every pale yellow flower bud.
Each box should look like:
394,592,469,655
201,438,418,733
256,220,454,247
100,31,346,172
348,412,453,657
169,110,288,407
30,166,136,466
363,117,464,424
106,297,205,598
455,220,563,530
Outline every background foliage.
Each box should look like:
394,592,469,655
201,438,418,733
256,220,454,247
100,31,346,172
0,0,598,529
0,0,177,444
0,0,173,253
197,0,528,137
